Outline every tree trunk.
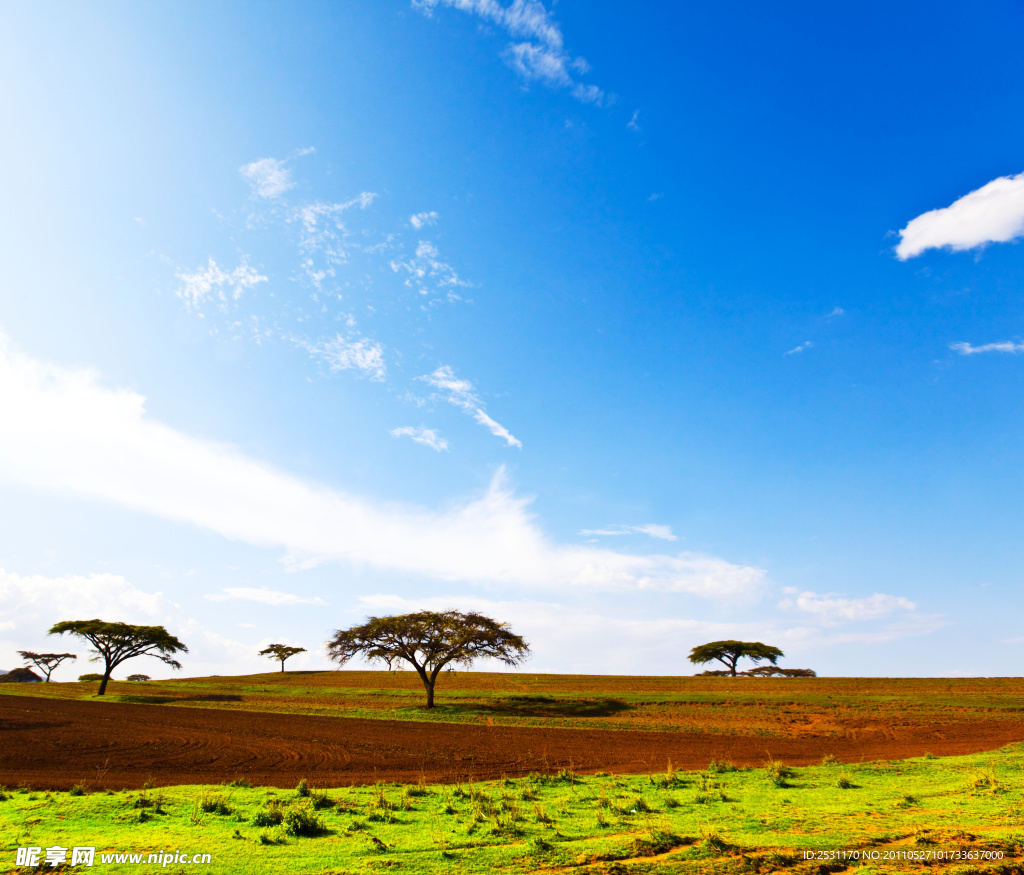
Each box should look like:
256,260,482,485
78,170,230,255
425,682,435,709
281,661,285,672
97,672,110,695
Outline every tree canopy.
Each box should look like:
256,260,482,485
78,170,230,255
258,643,307,672
326,610,530,708
18,651,77,682
49,620,187,695
688,640,784,677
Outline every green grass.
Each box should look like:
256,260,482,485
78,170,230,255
3,746,1024,873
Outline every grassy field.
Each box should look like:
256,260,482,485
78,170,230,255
3,745,1023,874
5,670,1024,736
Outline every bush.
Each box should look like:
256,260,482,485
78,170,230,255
295,778,310,797
251,802,284,827
0,668,42,683
78,673,104,682
127,674,150,682
283,804,327,837
199,791,232,815
764,759,794,788
837,774,854,789
68,784,86,797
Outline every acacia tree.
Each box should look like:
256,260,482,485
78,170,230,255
18,651,77,682
49,620,188,695
688,640,784,677
258,643,307,672
326,610,530,708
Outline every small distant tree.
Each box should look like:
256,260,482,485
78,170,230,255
326,610,530,708
127,674,151,682
689,640,784,677
49,620,188,695
18,651,77,682
258,644,307,672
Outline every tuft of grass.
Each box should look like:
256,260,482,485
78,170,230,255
821,754,839,766
632,829,685,856
894,793,920,809
199,790,233,815
228,778,252,788
68,783,86,797
764,758,794,788
967,768,1002,793
251,800,284,827
836,773,854,789
708,758,737,773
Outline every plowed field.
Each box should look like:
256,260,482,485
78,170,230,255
3,693,1024,790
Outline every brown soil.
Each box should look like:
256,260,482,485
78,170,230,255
3,695,1023,791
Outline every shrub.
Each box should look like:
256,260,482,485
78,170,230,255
78,673,104,682
283,804,327,837
821,754,839,766
295,778,310,797
199,791,232,815
251,802,284,827
632,830,685,856
310,791,334,810
68,784,86,797
127,674,150,682
837,774,854,789
764,759,794,788
708,758,737,773
228,778,251,788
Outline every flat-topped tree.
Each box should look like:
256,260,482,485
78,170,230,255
18,651,77,682
258,643,307,672
327,610,530,709
49,620,187,695
689,640,784,677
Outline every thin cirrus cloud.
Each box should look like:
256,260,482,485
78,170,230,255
176,258,267,310
205,587,327,606
785,341,813,355
391,426,450,452
950,340,1024,356
896,171,1024,260
0,335,764,599
420,365,522,448
413,0,604,105
580,524,678,542
778,588,918,626
298,334,387,381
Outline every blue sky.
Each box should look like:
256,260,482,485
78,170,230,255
2,0,1024,679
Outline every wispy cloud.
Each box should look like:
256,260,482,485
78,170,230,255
785,341,813,355
421,365,522,447
0,336,764,597
896,171,1024,260
580,524,677,542
300,334,387,381
390,241,470,303
391,426,450,452
778,588,917,626
414,0,604,105
176,258,268,309
950,340,1024,355
240,157,295,200
826,306,845,318
410,211,439,229
205,587,327,606
627,109,640,131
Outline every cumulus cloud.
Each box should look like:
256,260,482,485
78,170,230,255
580,524,677,542
204,587,327,606
950,340,1024,355
420,365,522,447
240,158,295,199
176,258,268,309
896,171,1024,260
0,337,763,598
414,0,604,105
778,588,916,626
410,211,439,229
391,426,450,452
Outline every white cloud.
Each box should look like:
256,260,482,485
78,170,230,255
826,306,845,318
176,258,268,309
778,589,916,626
420,365,522,447
785,341,813,355
240,158,295,199
896,171,1024,260
950,340,1024,355
0,336,763,598
300,334,386,381
627,110,640,131
391,426,450,452
390,240,470,303
414,0,604,105
410,211,439,229
204,587,327,606
580,524,677,542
